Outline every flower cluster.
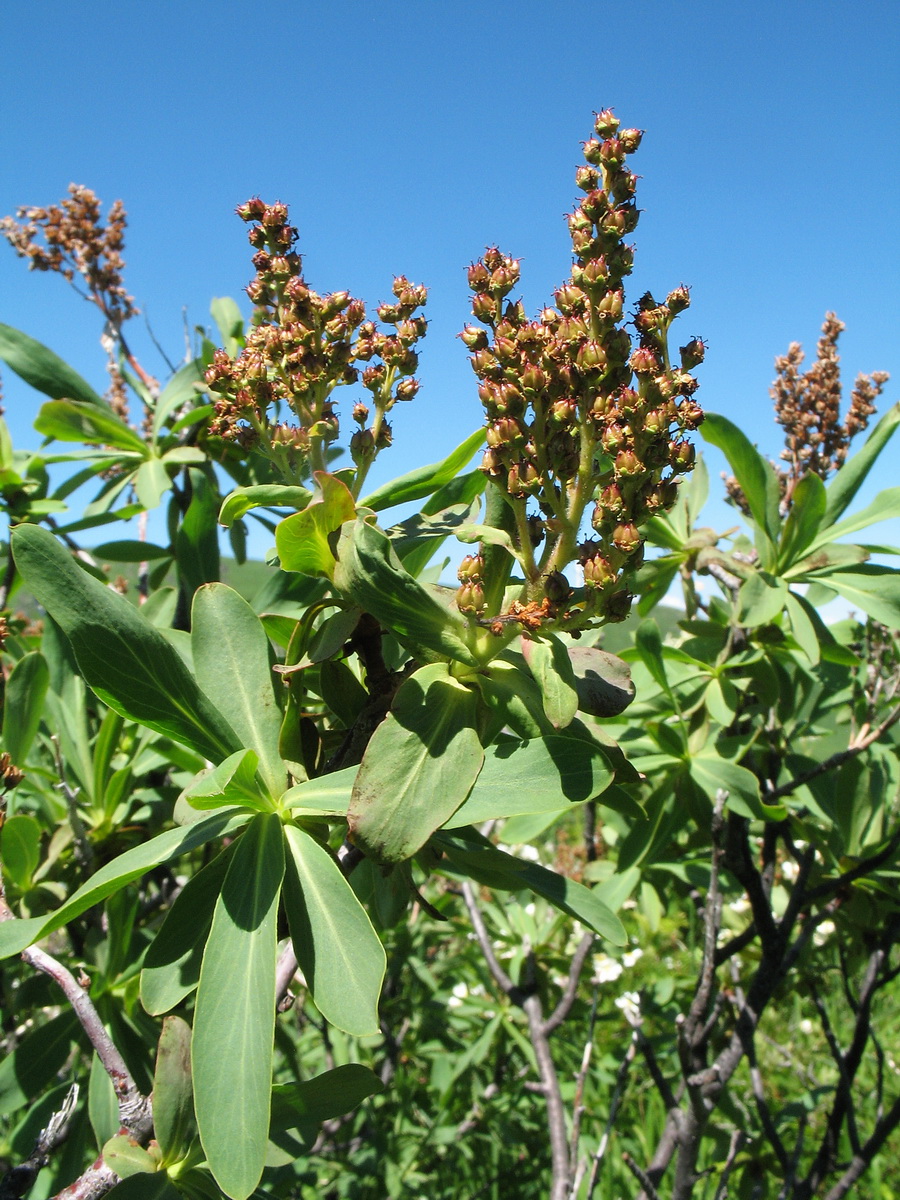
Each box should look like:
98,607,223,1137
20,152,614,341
460,111,703,628
726,313,889,513
0,184,137,327
206,198,427,487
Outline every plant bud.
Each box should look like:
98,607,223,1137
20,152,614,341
481,448,504,476
350,428,375,462
491,263,520,296
602,588,633,623
456,581,486,614
599,482,626,514
362,364,387,392
576,340,608,371
493,335,518,364
679,338,706,370
527,515,545,547
615,448,644,477
612,522,641,555
352,402,369,426
461,325,489,351
582,138,603,166
670,440,696,470
472,292,498,323
594,109,620,138
583,553,616,588
601,423,628,454
395,378,419,402
618,128,643,153
581,189,609,221
467,262,491,290
630,347,661,375
575,166,600,191
521,364,549,393
544,571,571,604
611,170,638,202
549,398,577,427
600,138,624,166
666,284,691,315
458,554,485,582
678,399,704,429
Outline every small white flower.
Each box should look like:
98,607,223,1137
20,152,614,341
729,896,751,915
781,860,799,882
623,948,643,969
592,954,624,984
814,919,836,946
524,902,536,917
615,991,640,1019
447,982,469,1009
800,1018,813,1035
517,845,541,862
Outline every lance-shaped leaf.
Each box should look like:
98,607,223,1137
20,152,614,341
333,519,478,666
521,635,579,729
34,399,149,455
153,1016,195,1167
824,401,900,525
689,749,767,820
1,650,49,765
446,733,615,827
807,487,900,555
151,359,205,440
435,827,626,943
193,813,284,1200
0,323,106,406
282,826,385,1035
141,848,231,1016
276,472,356,579
0,1012,79,1115
0,808,245,959
272,1064,384,1123
349,663,484,862
219,484,312,528
180,750,272,812
11,524,241,764
701,412,781,564
192,584,286,798
0,815,42,891
359,428,485,511
778,471,827,568
822,565,900,628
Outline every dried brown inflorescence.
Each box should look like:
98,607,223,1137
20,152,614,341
461,110,703,627
725,313,889,513
205,198,427,486
0,184,152,413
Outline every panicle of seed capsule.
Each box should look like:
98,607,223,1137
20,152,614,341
207,200,427,475
0,185,137,327
461,112,703,627
725,313,889,513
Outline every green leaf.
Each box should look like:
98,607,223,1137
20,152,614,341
282,765,356,815
701,412,780,563
151,360,205,440
35,399,149,455
737,573,788,628
824,401,900,525
192,584,286,797
785,591,821,665
689,750,764,820
272,1064,384,1122
0,1012,78,1115
282,826,385,1035
1,650,49,765
11,524,241,763
105,1174,181,1199
174,469,220,593
102,1134,159,1178
635,619,672,696
153,1016,195,1166
567,646,635,717
359,428,485,510
89,1051,120,1150
0,323,106,406
276,472,357,579
210,296,245,351
92,540,173,562
348,663,484,862
0,808,245,960
0,814,42,890
435,828,626,943
446,733,615,827
823,565,900,628
193,813,284,1200
333,519,478,667
181,750,270,812
219,484,312,528
141,848,231,1016
809,487,900,554
778,472,826,568
134,458,173,510
521,636,579,729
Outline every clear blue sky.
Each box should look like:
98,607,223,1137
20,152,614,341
2,0,899,551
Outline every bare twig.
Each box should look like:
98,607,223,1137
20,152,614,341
0,1084,79,1199
713,1130,745,1200
623,1152,663,1200
544,931,594,1036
